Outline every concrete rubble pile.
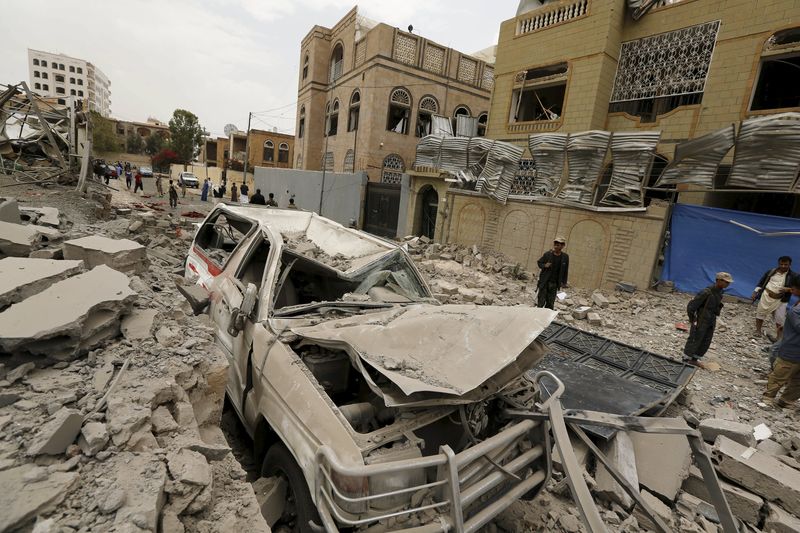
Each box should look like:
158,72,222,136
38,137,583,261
0,201,269,533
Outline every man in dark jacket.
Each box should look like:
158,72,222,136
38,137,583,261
764,277,800,408
683,272,733,366
250,189,266,205
536,236,569,309
752,256,797,341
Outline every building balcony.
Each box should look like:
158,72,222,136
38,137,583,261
516,0,588,36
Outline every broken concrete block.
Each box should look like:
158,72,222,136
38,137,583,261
106,396,151,447
700,418,756,447
630,432,692,501
675,491,719,523
78,422,109,457
111,452,167,531
615,281,637,293
93,362,115,392
167,449,212,486
120,308,157,340
552,433,590,472
432,280,459,295
572,306,591,320
0,197,20,224
27,408,83,456
758,439,789,456
632,489,673,531
596,431,638,509
151,405,179,434
592,292,609,308
0,265,136,360
0,258,84,308
0,221,61,257
587,312,602,326
712,435,800,512
681,465,763,524
0,465,78,531
19,206,60,228
765,503,800,533
63,235,148,274
6,361,35,384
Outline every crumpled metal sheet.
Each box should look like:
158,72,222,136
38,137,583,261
727,112,800,191
528,133,568,197
431,115,454,136
599,131,661,207
413,135,524,203
655,125,735,188
558,131,611,204
455,116,479,137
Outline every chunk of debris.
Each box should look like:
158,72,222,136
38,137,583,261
632,488,673,530
682,465,764,525
596,431,639,508
700,418,756,447
167,449,212,487
19,206,61,228
151,405,179,434
0,265,136,360
0,220,62,257
110,452,167,531
6,361,36,383
572,306,591,320
78,422,109,457
712,435,800,511
63,235,148,274
765,503,800,533
120,308,158,340
26,408,83,456
0,258,84,308
587,312,603,326
592,292,609,308
0,197,20,223
630,432,692,501
0,465,78,531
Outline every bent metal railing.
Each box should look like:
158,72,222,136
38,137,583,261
314,419,548,533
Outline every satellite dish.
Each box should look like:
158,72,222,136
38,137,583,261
223,123,238,137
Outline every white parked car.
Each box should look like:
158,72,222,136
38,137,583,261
178,172,200,188
179,203,557,532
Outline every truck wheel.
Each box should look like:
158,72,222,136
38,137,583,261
262,443,322,533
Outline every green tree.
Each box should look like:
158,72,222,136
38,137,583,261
168,109,204,164
90,111,117,153
126,132,144,154
144,133,165,155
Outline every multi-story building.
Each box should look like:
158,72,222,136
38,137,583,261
201,129,295,171
295,7,494,182
487,0,800,215
110,117,170,153
27,48,111,116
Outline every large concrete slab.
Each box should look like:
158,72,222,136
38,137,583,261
700,418,756,447
682,465,764,525
0,220,62,257
0,265,136,360
0,465,79,531
765,503,800,533
630,432,692,501
0,257,84,308
0,197,20,223
596,431,638,509
713,435,800,512
63,235,148,274
19,206,60,228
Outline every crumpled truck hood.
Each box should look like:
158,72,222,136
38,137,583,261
289,304,557,406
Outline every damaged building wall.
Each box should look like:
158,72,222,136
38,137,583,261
444,190,668,290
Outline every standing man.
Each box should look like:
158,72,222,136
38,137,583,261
266,193,278,207
763,277,800,408
168,180,178,208
200,178,210,202
250,189,266,205
239,181,249,204
133,167,144,194
683,272,733,367
180,177,187,198
155,174,164,197
536,236,569,309
752,256,796,341
287,198,298,209
230,182,239,203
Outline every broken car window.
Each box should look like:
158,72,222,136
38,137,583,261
195,212,254,268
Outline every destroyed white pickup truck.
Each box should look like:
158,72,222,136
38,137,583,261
181,203,559,532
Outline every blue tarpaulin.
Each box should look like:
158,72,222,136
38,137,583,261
662,204,800,299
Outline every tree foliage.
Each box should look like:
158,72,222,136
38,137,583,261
144,133,166,156
168,109,204,164
126,132,144,154
152,148,180,172
90,111,117,153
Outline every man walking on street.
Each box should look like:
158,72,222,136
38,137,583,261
536,236,569,309
752,256,797,341
168,180,178,208
133,167,143,194
763,277,800,408
683,272,733,367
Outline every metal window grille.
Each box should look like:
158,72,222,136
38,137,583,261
394,34,418,65
510,159,538,196
423,45,445,74
381,154,404,184
419,96,439,113
482,66,495,90
458,57,478,84
390,88,411,106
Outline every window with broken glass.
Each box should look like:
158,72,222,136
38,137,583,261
750,28,800,111
325,100,339,137
387,88,411,135
298,106,306,139
509,63,568,123
263,140,275,162
381,154,405,184
195,213,255,268
302,53,309,80
348,91,360,132
330,43,344,83
477,113,488,137
608,20,720,122
415,95,439,137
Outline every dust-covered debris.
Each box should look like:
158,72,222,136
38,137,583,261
284,232,353,270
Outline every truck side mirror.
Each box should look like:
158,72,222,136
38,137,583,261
228,283,259,337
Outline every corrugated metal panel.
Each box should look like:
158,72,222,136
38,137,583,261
654,124,735,188
455,116,479,137
558,130,611,205
476,140,525,204
431,115,453,137
727,112,800,190
599,131,661,207
528,133,568,197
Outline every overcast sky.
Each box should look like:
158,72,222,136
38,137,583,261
0,1,511,138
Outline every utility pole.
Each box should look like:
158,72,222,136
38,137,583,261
319,78,335,216
242,112,252,186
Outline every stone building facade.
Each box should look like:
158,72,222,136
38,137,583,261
295,7,494,182
110,118,170,153
201,130,295,172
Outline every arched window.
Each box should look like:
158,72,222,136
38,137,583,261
325,99,339,136
77,79,83,86
263,140,275,162
344,149,355,173
34,71,40,78
302,53,309,80
58,63,65,70
298,106,306,139
70,77,75,84
387,88,411,134
33,59,39,66
381,154,405,184
41,60,47,67
323,152,334,171
452,105,472,136
416,95,440,137
330,43,344,82
42,84,49,91
348,90,360,132
453,105,471,118
69,66,75,73
477,112,488,137
278,143,289,163
751,27,800,111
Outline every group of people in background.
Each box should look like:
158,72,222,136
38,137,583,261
534,237,800,410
